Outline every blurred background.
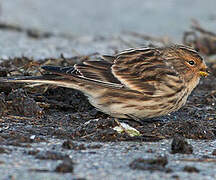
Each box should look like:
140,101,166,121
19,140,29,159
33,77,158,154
0,0,216,58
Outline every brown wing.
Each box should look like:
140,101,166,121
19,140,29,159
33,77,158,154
41,48,183,95
111,48,184,96
75,60,121,84
75,48,159,86
39,57,125,89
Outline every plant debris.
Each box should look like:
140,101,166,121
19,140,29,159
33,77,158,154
183,19,216,56
0,22,68,39
170,135,193,154
7,88,43,117
212,149,216,156
54,158,75,173
183,166,200,173
35,151,70,160
129,157,171,172
62,140,86,150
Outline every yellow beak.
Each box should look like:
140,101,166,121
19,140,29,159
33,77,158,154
199,71,209,77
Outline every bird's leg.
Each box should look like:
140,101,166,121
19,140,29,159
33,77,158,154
125,114,144,125
114,118,121,126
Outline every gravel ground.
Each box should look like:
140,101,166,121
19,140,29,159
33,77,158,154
1,139,216,180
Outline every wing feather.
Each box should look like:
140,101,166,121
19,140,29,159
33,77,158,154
75,60,121,84
111,48,184,95
42,48,183,95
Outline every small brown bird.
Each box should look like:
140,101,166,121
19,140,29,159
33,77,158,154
1,45,209,121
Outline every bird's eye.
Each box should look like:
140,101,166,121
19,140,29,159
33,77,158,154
188,60,195,66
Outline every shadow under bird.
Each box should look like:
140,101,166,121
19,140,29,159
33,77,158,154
0,45,209,122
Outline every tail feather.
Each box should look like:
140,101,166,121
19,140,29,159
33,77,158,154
0,74,56,82
40,65,123,89
41,66,75,74
0,74,83,90
0,65,124,95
